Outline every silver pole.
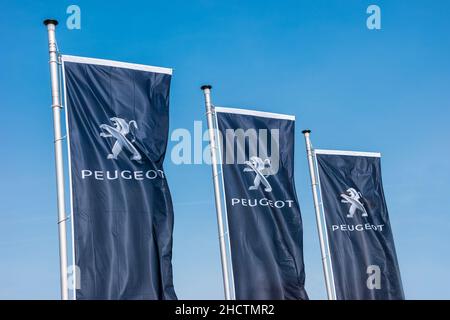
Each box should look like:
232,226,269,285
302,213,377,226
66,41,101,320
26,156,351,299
302,130,334,300
201,85,232,300
44,19,69,300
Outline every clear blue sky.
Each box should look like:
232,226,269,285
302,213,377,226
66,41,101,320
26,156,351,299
0,0,449,299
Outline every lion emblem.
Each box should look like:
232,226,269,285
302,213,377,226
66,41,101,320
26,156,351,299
99,117,142,162
243,156,274,192
340,188,368,218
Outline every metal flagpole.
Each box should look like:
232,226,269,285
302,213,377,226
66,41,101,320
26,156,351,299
44,19,69,300
201,85,232,300
302,130,334,300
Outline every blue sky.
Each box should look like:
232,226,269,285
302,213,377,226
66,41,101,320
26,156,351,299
0,0,449,299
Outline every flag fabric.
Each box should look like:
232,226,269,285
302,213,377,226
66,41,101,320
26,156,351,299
62,55,177,300
215,107,308,300
315,150,404,300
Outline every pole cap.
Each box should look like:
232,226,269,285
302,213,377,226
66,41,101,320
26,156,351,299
302,129,311,134
201,85,212,90
43,19,58,26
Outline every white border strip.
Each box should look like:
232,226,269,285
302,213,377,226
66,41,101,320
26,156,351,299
214,113,237,300
214,106,295,121
314,149,381,158
314,154,338,300
61,60,77,300
61,55,172,75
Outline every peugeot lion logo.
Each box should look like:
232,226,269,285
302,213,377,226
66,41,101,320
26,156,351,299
99,117,142,162
340,188,368,218
243,156,274,192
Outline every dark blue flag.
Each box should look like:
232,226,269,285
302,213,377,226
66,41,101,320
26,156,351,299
215,107,308,300
62,55,177,300
315,150,404,300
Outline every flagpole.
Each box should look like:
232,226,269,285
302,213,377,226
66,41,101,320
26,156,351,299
302,130,334,300
44,19,69,300
201,85,232,300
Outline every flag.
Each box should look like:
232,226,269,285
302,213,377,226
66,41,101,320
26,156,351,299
315,150,404,300
62,55,177,300
215,107,308,300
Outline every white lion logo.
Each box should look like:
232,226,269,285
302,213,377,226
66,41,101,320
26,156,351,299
243,156,274,192
99,117,142,162
340,188,368,218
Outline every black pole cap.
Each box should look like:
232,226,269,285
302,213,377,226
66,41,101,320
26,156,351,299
302,129,311,134
43,19,58,26
201,85,212,90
